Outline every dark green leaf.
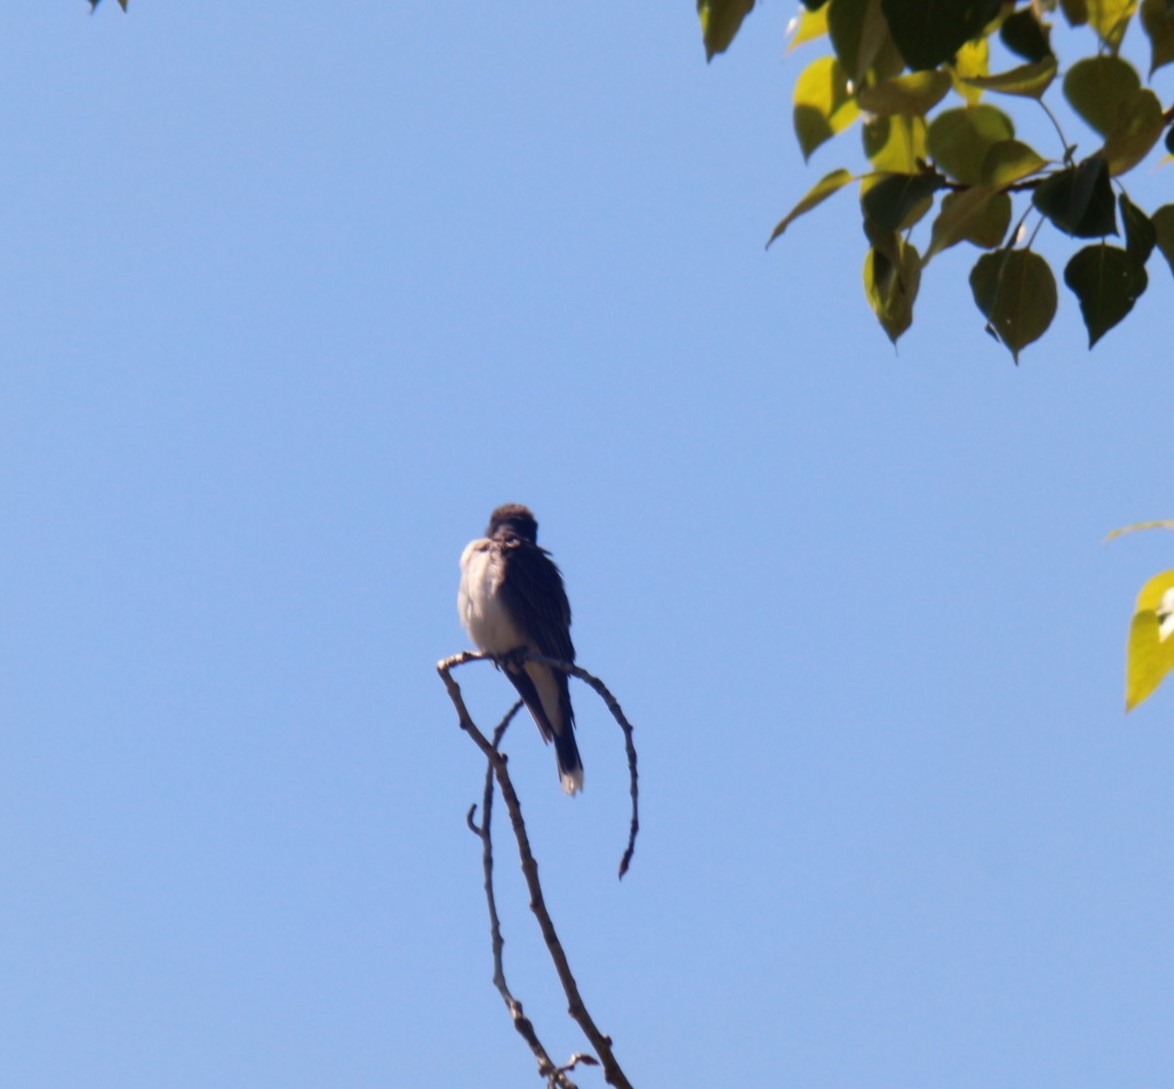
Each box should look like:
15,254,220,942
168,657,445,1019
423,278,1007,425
962,57,1057,98
801,0,830,10
927,104,1015,184
1031,156,1117,237
863,239,922,343
1141,0,1174,74
1064,244,1148,346
1062,56,1141,136
1120,194,1157,265
925,187,1011,261
698,0,756,61
1167,126,1174,155
1151,205,1174,278
969,249,1057,362
861,171,947,235
881,0,1003,70
1000,9,1054,61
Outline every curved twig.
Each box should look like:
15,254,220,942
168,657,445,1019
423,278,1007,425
437,652,636,1089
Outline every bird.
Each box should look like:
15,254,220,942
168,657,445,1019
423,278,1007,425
458,504,583,795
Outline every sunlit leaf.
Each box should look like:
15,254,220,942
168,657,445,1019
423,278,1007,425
1032,155,1117,237
1125,569,1174,711
787,5,829,52
1140,0,1174,73
962,57,1058,98
1064,243,1148,346
1101,88,1165,175
767,168,854,247
862,114,928,171
927,105,1015,184
1106,520,1174,541
969,248,1057,362
949,37,990,105
1062,56,1142,136
698,0,756,60
1087,0,1139,52
857,70,953,115
793,56,859,160
863,238,921,343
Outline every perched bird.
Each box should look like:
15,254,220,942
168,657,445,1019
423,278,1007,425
458,504,583,794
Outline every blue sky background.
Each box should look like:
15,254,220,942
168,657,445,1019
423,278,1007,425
3,4,1174,1087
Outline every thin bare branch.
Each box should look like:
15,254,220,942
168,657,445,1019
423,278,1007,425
518,651,640,879
437,652,636,1089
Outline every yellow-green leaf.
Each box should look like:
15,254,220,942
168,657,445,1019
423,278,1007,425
767,168,854,247
787,5,828,52
857,70,952,116
1106,520,1174,541
793,56,859,160
1141,0,1174,73
1125,569,1174,710
863,113,927,172
1102,88,1165,175
949,37,990,106
1088,0,1138,52
963,57,1058,99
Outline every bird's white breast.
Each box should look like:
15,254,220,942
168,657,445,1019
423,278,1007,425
459,540,526,654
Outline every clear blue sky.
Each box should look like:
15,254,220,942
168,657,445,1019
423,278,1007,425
3,4,1174,1087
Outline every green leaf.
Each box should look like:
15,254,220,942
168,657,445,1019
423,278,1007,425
924,186,1010,261
1101,88,1165,175
980,139,1047,186
1120,194,1157,264
767,168,854,247
969,249,1057,362
1088,0,1139,52
1061,0,1089,25
698,0,756,60
862,114,928,171
927,104,1015,184
1064,244,1148,346
1152,205,1174,277
1062,56,1142,136
1125,569,1174,711
1000,8,1054,61
881,0,1003,71
962,57,1058,98
1031,156,1117,237
788,5,829,52
793,56,859,160
861,171,947,235
863,238,922,343
1141,0,1174,73
856,70,953,115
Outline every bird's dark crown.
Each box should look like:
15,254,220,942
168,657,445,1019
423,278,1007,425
487,503,539,543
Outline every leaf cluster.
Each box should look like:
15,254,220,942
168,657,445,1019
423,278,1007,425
700,0,1174,358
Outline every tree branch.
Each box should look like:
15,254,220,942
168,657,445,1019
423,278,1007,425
437,652,636,1089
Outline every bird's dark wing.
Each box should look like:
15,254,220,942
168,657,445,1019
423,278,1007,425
498,540,576,663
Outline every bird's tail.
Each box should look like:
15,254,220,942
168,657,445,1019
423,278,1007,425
553,728,584,796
